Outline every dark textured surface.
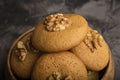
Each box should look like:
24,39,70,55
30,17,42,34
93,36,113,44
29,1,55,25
0,0,120,80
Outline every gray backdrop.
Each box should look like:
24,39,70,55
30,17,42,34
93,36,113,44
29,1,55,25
0,0,120,79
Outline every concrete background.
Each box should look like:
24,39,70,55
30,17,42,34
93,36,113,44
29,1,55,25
0,0,120,79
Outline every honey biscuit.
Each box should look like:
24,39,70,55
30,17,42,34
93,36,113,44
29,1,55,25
10,33,40,79
31,51,87,80
32,13,88,52
71,27,109,71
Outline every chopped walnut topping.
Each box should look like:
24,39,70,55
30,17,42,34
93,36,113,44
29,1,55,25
84,30,103,52
44,13,72,32
97,35,103,47
26,37,39,53
14,41,27,61
48,72,61,80
65,75,73,80
48,72,73,80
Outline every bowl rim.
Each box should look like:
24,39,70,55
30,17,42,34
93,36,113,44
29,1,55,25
7,28,114,80
101,50,115,80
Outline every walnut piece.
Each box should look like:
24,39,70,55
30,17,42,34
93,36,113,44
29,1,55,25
84,30,103,52
14,41,27,61
44,13,72,32
26,37,39,53
65,75,73,80
48,72,73,80
97,34,103,47
48,72,61,80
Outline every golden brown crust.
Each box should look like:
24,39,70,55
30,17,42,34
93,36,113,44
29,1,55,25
71,27,109,71
31,51,87,80
32,14,88,52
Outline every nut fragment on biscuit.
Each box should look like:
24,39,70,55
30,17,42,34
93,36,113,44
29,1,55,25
65,75,73,80
14,41,27,61
97,35,103,47
26,37,39,53
48,72,61,80
48,72,73,80
84,30,103,52
44,13,72,32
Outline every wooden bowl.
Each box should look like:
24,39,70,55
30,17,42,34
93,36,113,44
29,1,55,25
5,28,115,80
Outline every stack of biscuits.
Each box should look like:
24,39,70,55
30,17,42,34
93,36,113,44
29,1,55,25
10,13,109,80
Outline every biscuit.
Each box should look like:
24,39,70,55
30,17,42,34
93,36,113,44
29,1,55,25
10,33,40,79
32,13,88,52
71,27,109,71
31,51,87,80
